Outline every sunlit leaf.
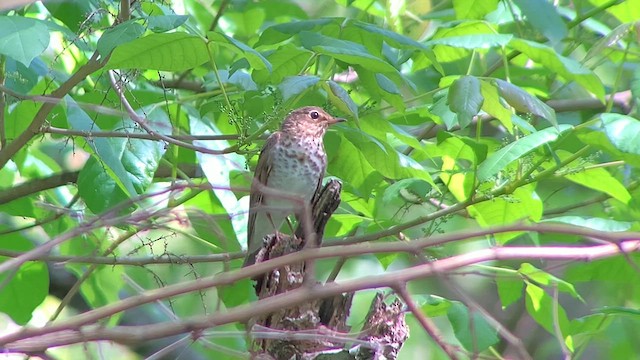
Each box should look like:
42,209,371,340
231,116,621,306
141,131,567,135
106,32,209,71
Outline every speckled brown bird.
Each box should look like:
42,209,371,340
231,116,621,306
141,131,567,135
244,106,345,266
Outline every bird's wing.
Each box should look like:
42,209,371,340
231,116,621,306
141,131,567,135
245,132,280,265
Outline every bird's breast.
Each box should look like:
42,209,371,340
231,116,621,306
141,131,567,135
266,138,326,202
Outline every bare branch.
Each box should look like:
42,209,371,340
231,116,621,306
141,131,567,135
2,233,638,351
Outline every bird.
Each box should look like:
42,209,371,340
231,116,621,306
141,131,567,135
244,106,345,267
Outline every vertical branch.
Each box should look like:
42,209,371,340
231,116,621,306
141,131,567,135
396,285,459,360
119,0,130,23
0,56,6,148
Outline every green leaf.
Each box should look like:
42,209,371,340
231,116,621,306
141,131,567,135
342,128,436,187
279,75,320,101
74,106,168,214
508,38,605,100
519,263,582,300
453,0,499,20
106,32,209,71
447,301,499,352
562,165,632,205
255,18,337,47
477,124,572,181
513,0,568,43
596,113,640,156
417,295,452,317
493,79,556,128
67,101,137,199
322,80,358,120
448,75,483,129
381,178,432,207
0,16,50,67
252,45,313,84
424,33,513,49
186,192,241,253
147,15,189,33
525,282,572,349
355,67,405,111
542,216,632,232
325,132,383,194
480,79,513,133
6,99,39,143
583,22,633,63
350,20,443,74
97,20,145,57
299,31,398,73
496,272,524,309
468,184,542,244
208,31,272,71
431,94,458,129
0,230,48,325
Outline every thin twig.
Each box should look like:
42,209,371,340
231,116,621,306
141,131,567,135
396,285,460,359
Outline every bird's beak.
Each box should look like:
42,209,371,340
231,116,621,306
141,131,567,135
329,117,346,125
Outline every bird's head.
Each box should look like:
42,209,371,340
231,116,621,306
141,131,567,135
280,106,346,138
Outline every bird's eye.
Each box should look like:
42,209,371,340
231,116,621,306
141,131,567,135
310,111,320,119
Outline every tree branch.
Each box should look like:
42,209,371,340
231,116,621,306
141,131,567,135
2,236,638,352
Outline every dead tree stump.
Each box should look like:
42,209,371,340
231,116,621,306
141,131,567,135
249,180,409,360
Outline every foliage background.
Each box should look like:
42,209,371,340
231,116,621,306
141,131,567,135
0,0,640,359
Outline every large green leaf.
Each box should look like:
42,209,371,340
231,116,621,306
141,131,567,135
525,282,573,350
0,230,48,325
508,38,605,100
147,15,189,33
496,271,524,309
452,0,499,20
424,34,513,48
596,113,640,156
492,79,557,128
342,128,436,187
577,114,640,166
278,75,320,101
447,301,499,352
468,184,542,244
448,75,483,129
97,20,145,56
519,263,582,300
551,149,632,204
252,44,313,84
74,105,169,214
106,32,209,71
513,0,567,43
322,80,358,120
299,31,398,73
255,18,338,47
477,124,572,181
480,80,513,133
350,20,443,74
0,16,50,67
208,31,272,71
325,132,383,194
